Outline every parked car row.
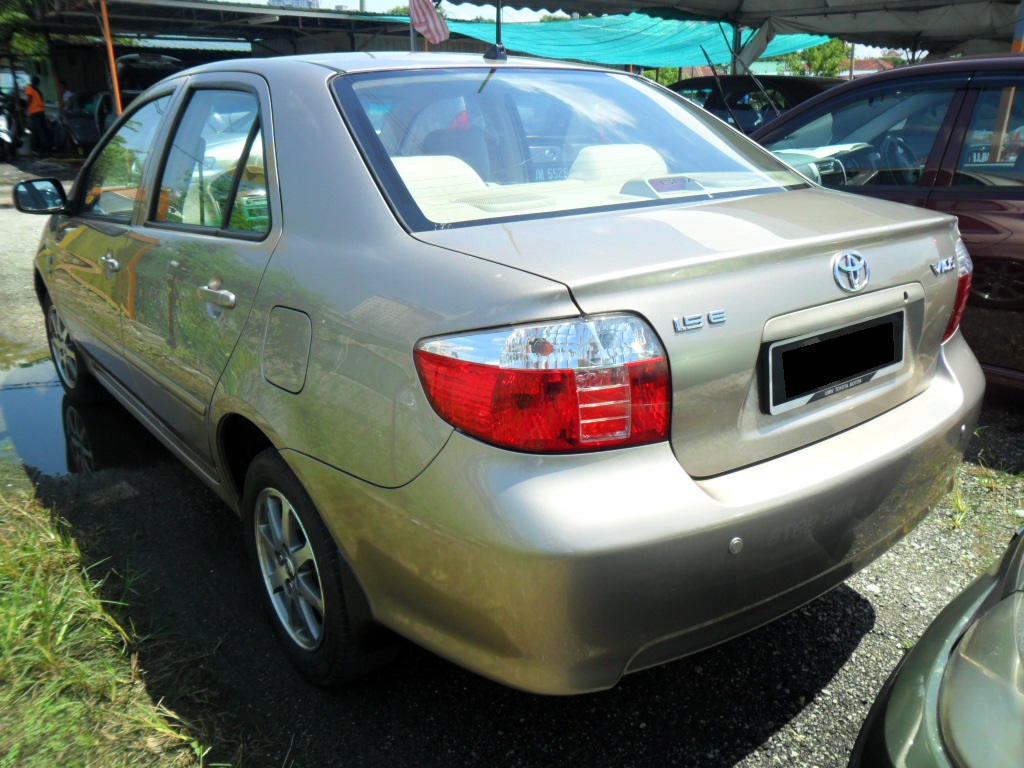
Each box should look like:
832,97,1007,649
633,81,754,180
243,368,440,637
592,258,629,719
9,48,1014,764
728,55,1024,768
749,55,1024,389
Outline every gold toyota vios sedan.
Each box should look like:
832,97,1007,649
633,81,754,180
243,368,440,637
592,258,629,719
14,52,984,695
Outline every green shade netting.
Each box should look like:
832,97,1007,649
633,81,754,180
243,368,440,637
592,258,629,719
439,13,828,67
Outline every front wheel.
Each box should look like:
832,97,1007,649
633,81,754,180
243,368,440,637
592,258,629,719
44,297,108,403
243,448,393,686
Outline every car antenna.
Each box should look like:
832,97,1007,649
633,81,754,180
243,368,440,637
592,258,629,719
484,0,507,60
700,46,743,130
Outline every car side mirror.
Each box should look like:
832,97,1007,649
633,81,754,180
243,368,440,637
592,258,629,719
13,178,69,214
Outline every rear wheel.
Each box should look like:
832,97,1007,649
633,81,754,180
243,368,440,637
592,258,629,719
44,297,108,403
243,448,392,685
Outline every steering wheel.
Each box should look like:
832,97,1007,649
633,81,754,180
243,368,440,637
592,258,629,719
880,135,918,185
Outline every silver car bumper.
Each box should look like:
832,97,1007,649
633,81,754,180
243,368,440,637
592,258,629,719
287,335,984,695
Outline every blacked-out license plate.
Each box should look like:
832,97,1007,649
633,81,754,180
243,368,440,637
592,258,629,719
766,311,905,415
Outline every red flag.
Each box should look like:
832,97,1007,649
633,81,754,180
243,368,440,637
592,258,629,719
410,0,450,45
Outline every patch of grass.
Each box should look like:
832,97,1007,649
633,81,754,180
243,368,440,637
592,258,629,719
967,457,1004,492
950,471,971,528
0,465,215,767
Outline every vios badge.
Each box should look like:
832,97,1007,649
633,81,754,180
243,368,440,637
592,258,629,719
833,251,869,293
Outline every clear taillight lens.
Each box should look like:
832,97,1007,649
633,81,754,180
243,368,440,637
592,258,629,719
942,239,973,343
414,314,671,453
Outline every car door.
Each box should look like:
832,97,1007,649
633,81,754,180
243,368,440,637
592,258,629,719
45,92,174,389
758,73,969,210
120,74,280,474
927,71,1024,381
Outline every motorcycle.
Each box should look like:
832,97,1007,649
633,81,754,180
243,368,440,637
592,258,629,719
0,91,23,161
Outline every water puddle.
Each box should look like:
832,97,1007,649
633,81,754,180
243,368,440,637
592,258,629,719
0,359,169,477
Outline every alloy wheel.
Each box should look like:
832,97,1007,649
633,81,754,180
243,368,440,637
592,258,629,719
254,487,325,651
48,304,79,388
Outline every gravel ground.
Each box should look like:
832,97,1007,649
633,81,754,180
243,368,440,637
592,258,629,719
1,154,1022,768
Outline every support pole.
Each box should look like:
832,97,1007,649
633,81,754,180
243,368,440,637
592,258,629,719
1014,0,1024,51
731,24,741,75
99,0,122,114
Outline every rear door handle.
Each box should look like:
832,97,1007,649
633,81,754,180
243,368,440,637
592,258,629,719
198,285,236,308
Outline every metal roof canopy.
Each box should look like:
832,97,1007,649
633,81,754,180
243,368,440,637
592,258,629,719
33,0,1021,56
450,1,1024,57
27,0,420,47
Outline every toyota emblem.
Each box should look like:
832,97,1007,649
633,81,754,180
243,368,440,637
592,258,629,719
833,251,869,293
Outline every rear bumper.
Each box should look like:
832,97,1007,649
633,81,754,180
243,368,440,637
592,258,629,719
290,334,984,694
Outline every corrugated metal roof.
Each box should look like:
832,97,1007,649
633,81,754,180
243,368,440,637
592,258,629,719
121,37,253,52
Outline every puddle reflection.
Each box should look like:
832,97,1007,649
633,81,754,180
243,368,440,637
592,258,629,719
0,359,169,477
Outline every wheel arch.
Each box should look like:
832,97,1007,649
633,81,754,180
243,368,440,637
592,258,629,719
218,412,275,511
34,267,49,307
225,426,393,662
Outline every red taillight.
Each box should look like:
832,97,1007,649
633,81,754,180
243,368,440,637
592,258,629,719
942,240,974,343
414,315,671,453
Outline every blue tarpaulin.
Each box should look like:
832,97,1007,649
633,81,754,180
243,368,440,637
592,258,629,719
437,13,828,68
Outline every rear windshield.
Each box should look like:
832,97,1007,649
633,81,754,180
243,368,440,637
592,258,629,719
333,67,808,230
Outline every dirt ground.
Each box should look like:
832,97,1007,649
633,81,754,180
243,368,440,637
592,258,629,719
1,155,1023,768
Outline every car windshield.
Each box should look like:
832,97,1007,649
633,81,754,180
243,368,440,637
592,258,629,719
334,67,808,229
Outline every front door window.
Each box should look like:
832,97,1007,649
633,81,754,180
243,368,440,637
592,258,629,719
763,85,958,188
79,96,171,219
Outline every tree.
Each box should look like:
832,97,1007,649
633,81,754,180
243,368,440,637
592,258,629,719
642,67,682,87
387,4,447,18
0,0,47,58
783,38,848,77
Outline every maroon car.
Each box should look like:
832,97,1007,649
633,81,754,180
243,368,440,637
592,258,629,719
751,55,1024,388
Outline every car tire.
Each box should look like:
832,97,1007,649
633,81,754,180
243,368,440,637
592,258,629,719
243,448,392,686
44,296,108,404
971,257,1024,310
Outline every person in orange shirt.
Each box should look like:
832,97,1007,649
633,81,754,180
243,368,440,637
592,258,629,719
24,75,53,154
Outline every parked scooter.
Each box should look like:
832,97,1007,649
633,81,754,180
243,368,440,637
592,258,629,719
0,90,23,161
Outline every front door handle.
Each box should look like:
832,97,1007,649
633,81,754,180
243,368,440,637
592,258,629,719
198,285,236,309
100,253,120,279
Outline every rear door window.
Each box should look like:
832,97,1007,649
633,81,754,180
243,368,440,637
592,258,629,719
152,89,268,234
950,83,1024,188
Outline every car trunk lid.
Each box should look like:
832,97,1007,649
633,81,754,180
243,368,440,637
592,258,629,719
414,188,962,477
